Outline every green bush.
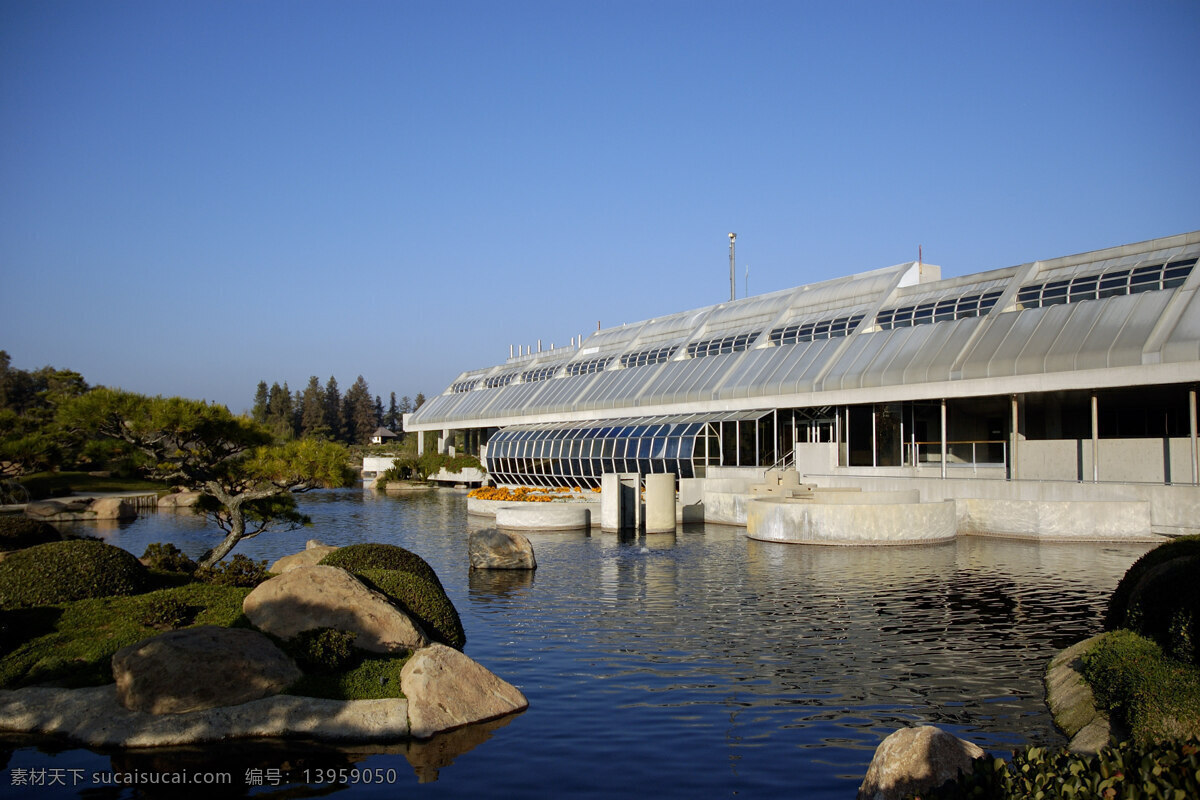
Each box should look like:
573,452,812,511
287,627,361,674
195,554,271,587
140,542,197,574
137,594,195,629
320,543,442,588
1107,535,1200,631
0,517,61,552
357,568,466,650
1125,556,1200,666
1081,629,1200,744
909,738,1200,799
0,540,151,608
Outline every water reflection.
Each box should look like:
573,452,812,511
7,489,1154,799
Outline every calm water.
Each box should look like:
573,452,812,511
2,489,1151,798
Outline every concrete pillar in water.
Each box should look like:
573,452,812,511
601,473,641,532
645,473,676,533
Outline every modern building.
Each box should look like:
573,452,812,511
407,231,1200,534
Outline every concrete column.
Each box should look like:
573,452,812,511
1190,388,1198,486
940,398,947,479
1010,394,1019,481
600,473,621,531
416,431,425,456
644,473,676,533
1091,392,1099,483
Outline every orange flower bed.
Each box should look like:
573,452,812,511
468,486,601,502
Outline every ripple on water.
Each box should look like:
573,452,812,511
9,489,1154,799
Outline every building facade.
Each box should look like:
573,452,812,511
407,232,1200,500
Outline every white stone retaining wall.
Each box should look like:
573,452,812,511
746,497,958,545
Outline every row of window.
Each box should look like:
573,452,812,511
1016,259,1195,309
686,331,757,358
450,379,480,394
486,422,720,489
769,313,866,346
520,365,561,383
564,357,612,376
620,344,679,368
875,290,1004,331
484,373,516,388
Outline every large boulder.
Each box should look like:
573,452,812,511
269,542,339,574
89,498,136,520
400,643,529,738
857,725,984,800
242,565,428,653
112,626,301,714
469,529,536,570
157,491,202,510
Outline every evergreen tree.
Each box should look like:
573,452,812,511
251,381,269,424
414,392,426,410
385,392,399,431
266,382,295,441
343,376,376,444
374,395,384,430
300,376,328,438
323,376,343,442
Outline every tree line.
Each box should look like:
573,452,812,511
250,376,425,446
1,350,354,566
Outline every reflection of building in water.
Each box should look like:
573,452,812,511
408,232,1200,532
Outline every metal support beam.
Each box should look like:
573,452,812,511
1190,387,1198,486
1010,394,1019,481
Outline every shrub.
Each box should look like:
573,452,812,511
0,518,61,552
140,542,197,574
1124,556,1200,666
1107,535,1200,631
320,543,442,588
1081,629,1200,744
137,594,195,629
195,554,270,587
0,540,151,608
287,627,361,674
357,568,466,650
909,738,1200,799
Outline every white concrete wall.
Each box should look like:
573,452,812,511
956,498,1155,541
746,498,957,545
793,442,837,474
1016,437,1200,484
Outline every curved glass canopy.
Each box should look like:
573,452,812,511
484,412,766,489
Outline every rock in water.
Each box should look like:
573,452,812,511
401,643,529,738
468,529,537,570
112,626,301,714
857,725,984,800
242,565,428,652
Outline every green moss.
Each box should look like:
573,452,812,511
319,543,442,587
0,540,151,608
1081,629,1200,745
357,569,466,650
286,627,361,674
285,653,409,700
0,583,251,689
0,518,62,552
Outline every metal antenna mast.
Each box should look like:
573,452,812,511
728,232,737,301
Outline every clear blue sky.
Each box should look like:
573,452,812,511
2,1,1198,413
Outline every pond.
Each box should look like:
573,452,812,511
3,489,1151,798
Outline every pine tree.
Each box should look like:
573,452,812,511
301,376,327,438
251,381,269,424
266,382,296,441
414,392,426,410
385,392,399,431
374,395,384,430
323,376,343,442
343,376,376,445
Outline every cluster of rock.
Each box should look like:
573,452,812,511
0,540,528,747
24,497,136,522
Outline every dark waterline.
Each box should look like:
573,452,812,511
3,489,1151,798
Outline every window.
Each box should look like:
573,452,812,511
620,345,679,368
450,379,479,393
686,332,756,358
564,357,612,376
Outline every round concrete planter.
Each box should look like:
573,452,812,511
496,504,590,531
746,497,957,545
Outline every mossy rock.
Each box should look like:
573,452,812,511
356,568,466,650
1106,535,1200,632
0,540,151,608
1125,555,1200,667
319,543,442,588
0,518,62,552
